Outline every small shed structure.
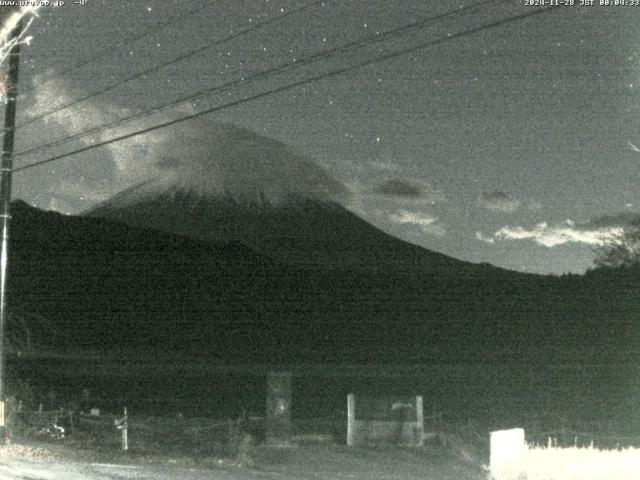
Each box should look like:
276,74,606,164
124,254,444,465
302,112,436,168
347,393,424,447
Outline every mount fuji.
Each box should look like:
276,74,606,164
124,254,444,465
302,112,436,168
87,122,500,277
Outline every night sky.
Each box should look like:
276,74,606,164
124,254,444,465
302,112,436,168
5,0,640,275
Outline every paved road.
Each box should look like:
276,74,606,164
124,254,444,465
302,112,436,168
0,458,293,480
0,444,486,479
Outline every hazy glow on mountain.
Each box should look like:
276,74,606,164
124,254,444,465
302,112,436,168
150,120,349,204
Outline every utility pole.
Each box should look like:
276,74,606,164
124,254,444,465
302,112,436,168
0,19,22,439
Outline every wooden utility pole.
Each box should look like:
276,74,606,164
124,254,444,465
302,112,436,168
0,19,22,437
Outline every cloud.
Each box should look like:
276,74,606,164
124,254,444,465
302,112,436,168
389,209,445,236
370,160,398,172
527,200,543,211
487,213,640,247
493,222,620,247
372,179,421,198
579,212,640,230
46,197,73,215
16,73,170,212
20,73,349,210
57,180,112,203
478,191,520,213
23,71,180,187
476,231,495,245
368,178,445,204
389,209,436,226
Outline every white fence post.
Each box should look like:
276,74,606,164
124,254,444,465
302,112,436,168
121,407,128,452
490,428,525,479
115,407,128,452
415,395,424,447
347,393,355,446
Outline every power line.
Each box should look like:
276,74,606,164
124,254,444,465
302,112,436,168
19,2,211,98
16,0,502,158
15,5,553,172
15,0,326,131
13,6,555,174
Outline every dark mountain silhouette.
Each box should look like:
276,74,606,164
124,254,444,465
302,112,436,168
3,200,637,365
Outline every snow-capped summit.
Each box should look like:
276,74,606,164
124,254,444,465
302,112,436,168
117,121,348,206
